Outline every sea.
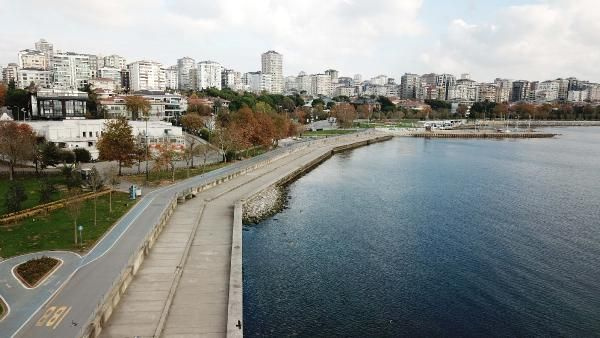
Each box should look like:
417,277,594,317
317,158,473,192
243,127,600,337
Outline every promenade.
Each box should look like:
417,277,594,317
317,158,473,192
99,133,387,337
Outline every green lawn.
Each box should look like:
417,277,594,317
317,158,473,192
0,192,135,258
0,176,66,216
126,162,230,185
301,129,358,137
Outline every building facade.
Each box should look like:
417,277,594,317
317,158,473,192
261,50,283,93
177,57,196,91
17,69,52,89
197,61,223,90
52,52,91,89
128,60,166,92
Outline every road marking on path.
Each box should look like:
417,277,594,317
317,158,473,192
35,305,71,329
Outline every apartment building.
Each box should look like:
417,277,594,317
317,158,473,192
128,60,166,92
261,50,283,93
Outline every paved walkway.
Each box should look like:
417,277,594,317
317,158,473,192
100,133,380,337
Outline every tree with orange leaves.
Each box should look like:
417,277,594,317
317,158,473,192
0,121,37,180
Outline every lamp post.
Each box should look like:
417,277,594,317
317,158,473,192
144,114,149,184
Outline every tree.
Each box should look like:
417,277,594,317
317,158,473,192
0,121,36,180
86,166,104,226
66,188,83,244
331,103,357,128
311,98,325,107
97,117,136,175
124,96,151,120
153,141,180,182
181,113,206,168
73,148,91,163
187,94,213,115
357,105,372,121
105,165,120,213
456,104,468,117
492,103,509,119
59,149,76,164
39,177,56,204
4,181,27,213
377,96,396,112
41,142,62,169
0,83,6,107
6,88,29,120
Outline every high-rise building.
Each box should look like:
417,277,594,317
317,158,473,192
371,75,388,86
222,69,242,91
325,69,339,85
197,61,223,90
52,52,91,89
103,55,127,70
261,50,283,93
88,54,102,78
295,72,312,94
18,49,48,70
177,57,196,91
98,67,122,84
165,65,178,90
244,71,272,94
311,74,332,97
17,69,52,89
34,39,54,66
494,78,513,103
128,60,166,92
400,73,421,99
511,80,530,102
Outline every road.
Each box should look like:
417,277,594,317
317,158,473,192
4,132,378,338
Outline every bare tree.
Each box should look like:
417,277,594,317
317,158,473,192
66,188,84,245
105,166,120,213
86,166,104,226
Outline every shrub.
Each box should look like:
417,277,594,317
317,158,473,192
15,256,59,287
73,148,92,163
4,181,27,213
59,149,75,164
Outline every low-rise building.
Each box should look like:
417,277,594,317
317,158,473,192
30,89,88,119
25,119,184,160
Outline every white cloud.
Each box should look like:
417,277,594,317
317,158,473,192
0,0,424,77
421,0,600,82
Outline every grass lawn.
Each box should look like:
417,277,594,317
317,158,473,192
0,192,135,258
0,176,66,216
301,129,358,137
126,162,229,185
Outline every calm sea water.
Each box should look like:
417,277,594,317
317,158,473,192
243,128,600,337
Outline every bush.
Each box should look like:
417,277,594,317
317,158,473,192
15,256,59,287
4,181,27,213
38,178,56,204
73,148,91,163
59,149,76,164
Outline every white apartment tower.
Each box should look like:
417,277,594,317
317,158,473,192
2,63,19,84
197,61,223,90
177,57,196,91
128,60,166,92
18,50,49,70
261,50,283,94
165,65,178,90
311,74,332,97
34,39,54,66
103,55,127,70
52,52,91,89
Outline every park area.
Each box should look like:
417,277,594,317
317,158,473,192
0,191,134,258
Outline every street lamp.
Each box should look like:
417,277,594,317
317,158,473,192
143,113,150,184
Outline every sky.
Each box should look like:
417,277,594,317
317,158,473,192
1,0,599,82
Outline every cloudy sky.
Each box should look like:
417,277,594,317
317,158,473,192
1,0,599,82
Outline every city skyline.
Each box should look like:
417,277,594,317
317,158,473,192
1,0,599,82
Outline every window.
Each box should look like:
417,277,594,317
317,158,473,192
82,132,86,137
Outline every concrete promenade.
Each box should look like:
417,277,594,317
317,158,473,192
99,132,389,337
